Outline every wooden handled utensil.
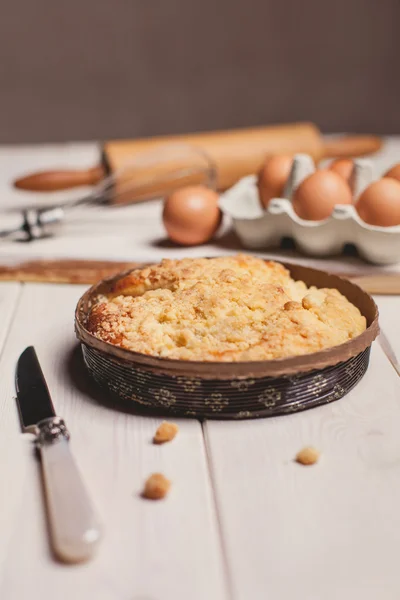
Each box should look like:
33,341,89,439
344,274,400,295
0,259,398,295
14,122,382,196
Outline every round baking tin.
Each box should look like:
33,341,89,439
75,260,379,420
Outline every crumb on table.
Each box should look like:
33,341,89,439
142,473,171,500
153,421,179,444
295,446,320,465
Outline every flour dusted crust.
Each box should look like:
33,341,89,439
86,255,366,362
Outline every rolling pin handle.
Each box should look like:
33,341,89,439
322,136,382,159
13,165,104,192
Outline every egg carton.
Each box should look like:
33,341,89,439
219,153,400,265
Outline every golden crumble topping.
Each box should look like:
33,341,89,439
86,254,366,362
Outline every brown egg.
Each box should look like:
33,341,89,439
328,158,354,182
292,170,353,221
257,154,294,208
163,185,221,245
356,178,400,226
384,163,400,182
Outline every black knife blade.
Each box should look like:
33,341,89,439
15,346,56,432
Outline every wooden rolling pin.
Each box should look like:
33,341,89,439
0,259,398,295
14,122,382,195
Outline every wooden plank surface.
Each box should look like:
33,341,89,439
0,284,228,600
1,142,400,599
0,283,26,581
375,295,400,366
1,291,399,600
204,341,400,600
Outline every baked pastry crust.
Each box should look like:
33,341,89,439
87,255,366,362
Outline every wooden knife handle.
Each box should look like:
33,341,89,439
14,165,104,191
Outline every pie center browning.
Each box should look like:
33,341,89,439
86,255,367,362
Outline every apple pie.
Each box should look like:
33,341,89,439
86,254,366,362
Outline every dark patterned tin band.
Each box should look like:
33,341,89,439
81,344,371,420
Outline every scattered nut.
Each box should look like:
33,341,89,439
153,421,179,444
295,446,320,465
142,473,171,500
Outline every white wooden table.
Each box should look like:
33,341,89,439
1,140,400,600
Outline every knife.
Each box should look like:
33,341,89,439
15,346,102,563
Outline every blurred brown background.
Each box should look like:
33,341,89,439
0,0,399,144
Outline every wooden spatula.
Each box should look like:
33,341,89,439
0,259,137,284
344,274,400,295
0,259,397,295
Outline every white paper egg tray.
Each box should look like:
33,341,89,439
219,153,400,265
